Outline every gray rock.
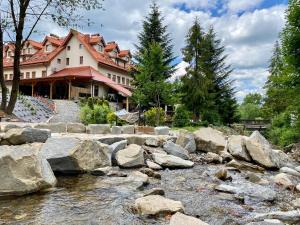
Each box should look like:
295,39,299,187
170,212,209,225
143,188,165,197
34,122,66,133
152,153,194,168
87,124,111,134
246,172,269,185
254,210,300,223
41,137,111,174
279,167,300,177
99,137,126,145
227,159,265,173
176,130,196,153
111,126,122,134
292,198,300,208
66,123,86,133
194,127,226,153
2,128,51,145
163,141,189,160
154,126,170,135
214,168,228,180
0,143,56,196
246,220,285,225
91,166,112,176
109,140,127,166
146,159,163,170
295,166,300,173
204,152,223,164
143,145,167,155
126,135,147,146
273,173,294,188
115,144,144,168
134,195,184,215
122,125,135,134
1,124,23,132
139,168,161,179
271,150,293,168
228,135,251,161
145,137,160,147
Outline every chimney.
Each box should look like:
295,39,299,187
50,33,59,39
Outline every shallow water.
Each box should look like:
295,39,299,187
0,163,298,225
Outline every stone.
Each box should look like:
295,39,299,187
111,126,122,134
254,210,300,223
215,184,238,194
115,144,144,168
134,195,184,215
194,127,226,153
214,168,228,180
66,123,86,133
292,198,300,208
145,137,160,147
152,153,194,168
143,188,165,196
163,141,189,160
246,172,269,185
297,184,300,191
154,126,170,135
245,131,275,168
143,145,167,155
295,166,300,173
139,168,161,179
91,166,112,176
1,124,22,132
87,124,111,134
0,143,56,196
273,173,294,189
228,135,251,161
107,170,127,177
122,125,135,134
146,159,163,170
227,159,265,173
2,128,51,145
98,137,126,145
41,137,111,174
204,152,222,164
170,212,209,225
109,140,128,166
279,167,300,177
34,122,66,133
126,135,147,146
220,150,233,162
246,220,285,225
271,150,292,168
176,130,196,153
129,171,149,185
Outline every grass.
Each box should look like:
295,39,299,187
171,126,202,132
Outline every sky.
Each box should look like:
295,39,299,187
36,0,289,102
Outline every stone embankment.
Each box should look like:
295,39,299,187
0,123,299,224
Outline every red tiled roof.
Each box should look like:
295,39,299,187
119,50,131,58
105,41,120,52
27,40,43,49
49,66,132,97
44,36,64,46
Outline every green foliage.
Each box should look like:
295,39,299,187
145,107,165,126
181,20,238,125
80,98,112,125
172,105,191,127
238,103,263,120
243,93,263,105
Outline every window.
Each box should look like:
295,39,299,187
67,46,71,51
80,56,83,64
42,71,47,77
94,86,99,97
122,77,125,84
112,75,116,82
107,73,111,79
126,78,129,86
32,71,36,78
9,74,13,80
20,73,24,79
79,44,83,49
27,48,31,54
4,74,8,80
117,76,120,84
57,58,61,64
45,44,51,52
66,58,70,65
7,51,11,57
26,72,30,79
98,44,103,52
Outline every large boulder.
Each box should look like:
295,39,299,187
109,140,128,166
245,131,276,168
66,123,86,133
122,125,135,134
175,130,196,153
0,143,56,196
115,144,144,168
154,126,170,135
228,135,251,161
87,124,111,134
2,128,50,145
163,141,189,160
134,195,184,215
170,212,209,225
279,167,300,177
194,127,226,153
41,137,111,174
227,159,265,173
273,173,294,189
152,153,194,168
34,122,66,133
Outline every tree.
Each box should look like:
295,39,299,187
243,93,263,105
133,42,172,125
135,2,175,79
1,0,103,114
181,19,238,124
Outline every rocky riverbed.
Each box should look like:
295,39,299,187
0,125,299,225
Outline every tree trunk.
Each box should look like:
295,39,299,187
155,94,161,126
0,24,7,111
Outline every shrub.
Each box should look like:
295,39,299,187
145,107,165,126
172,105,191,127
80,103,112,125
87,97,94,109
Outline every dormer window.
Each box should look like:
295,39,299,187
27,48,31,54
7,51,11,57
98,44,103,52
45,44,52,52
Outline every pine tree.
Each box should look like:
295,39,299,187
135,2,175,79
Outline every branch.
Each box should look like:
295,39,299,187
9,0,17,29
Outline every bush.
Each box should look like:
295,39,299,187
80,102,112,125
145,107,165,126
172,105,191,127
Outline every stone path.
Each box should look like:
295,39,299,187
49,100,80,123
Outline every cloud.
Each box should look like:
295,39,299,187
224,0,264,13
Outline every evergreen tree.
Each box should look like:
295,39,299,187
135,2,175,79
